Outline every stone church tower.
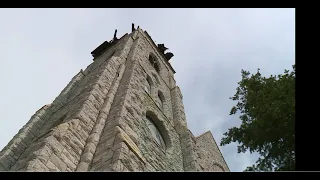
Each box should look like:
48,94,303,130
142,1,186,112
0,25,229,172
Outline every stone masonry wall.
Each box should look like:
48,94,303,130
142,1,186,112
0,68,85,171
124,30,183,171
195,131,230,172
90,29,184,171
170,86,201,171
0,33,132,171
86,32,138,172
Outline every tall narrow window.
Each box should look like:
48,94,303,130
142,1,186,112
152,73,160,84
145,76,152,94
146,116,166,150
158,94,162,107
158,91,165,109
149,54,160,73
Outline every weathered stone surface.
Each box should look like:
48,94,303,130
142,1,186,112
195,131,230,172
0,27,229,172
60,152,77,170
50,153,67,171
76,162,89,171
32,145,52,165
62,148,79,166
46,136,64,155
27,159,49,172
46,160,60,172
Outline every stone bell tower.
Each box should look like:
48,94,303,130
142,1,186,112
0,24,230,172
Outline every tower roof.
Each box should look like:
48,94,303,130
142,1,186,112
91,24,176,74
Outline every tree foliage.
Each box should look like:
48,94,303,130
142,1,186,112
220,65,295,171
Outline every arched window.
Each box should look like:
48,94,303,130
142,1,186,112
212,162,225,172
152,73,160,84
158,94,162,107
146,116,166,150
149,54,160,73
145,75,153,94
157,91,165,109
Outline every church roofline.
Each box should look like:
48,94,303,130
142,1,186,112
196,130,231,171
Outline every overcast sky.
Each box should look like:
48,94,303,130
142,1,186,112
0,8,295,172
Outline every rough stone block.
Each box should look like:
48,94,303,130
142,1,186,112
46,160,60,172
62,132,84,155
81,152,93,164
69,127,86,145
83,142,96,154
76,162,89,172
27,159,49,172
60,152,76,170
32,145,52,165
77,125,89,140
62,149,78,166
50,153,67,171
46,136,64,155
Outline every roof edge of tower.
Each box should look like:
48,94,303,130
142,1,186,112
90,25,176,74
91,32,129,60
140,29,176,74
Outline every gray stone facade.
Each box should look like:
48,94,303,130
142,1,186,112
0,27,229,172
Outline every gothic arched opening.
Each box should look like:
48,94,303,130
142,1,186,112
145,75,153,94
152,73,160,84
212,162,225,172
145,111,171,152
148,53,160,73
146,116,166,150
157,91,165,109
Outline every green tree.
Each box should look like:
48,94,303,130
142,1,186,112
221,65,295,171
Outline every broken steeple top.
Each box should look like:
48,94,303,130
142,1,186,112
91,29,119,58
112,29,118,42
132,23,140,32
91,25,174,63
164,52,174,61
132,23,136,32
157,43,174,61
157,44,168,54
